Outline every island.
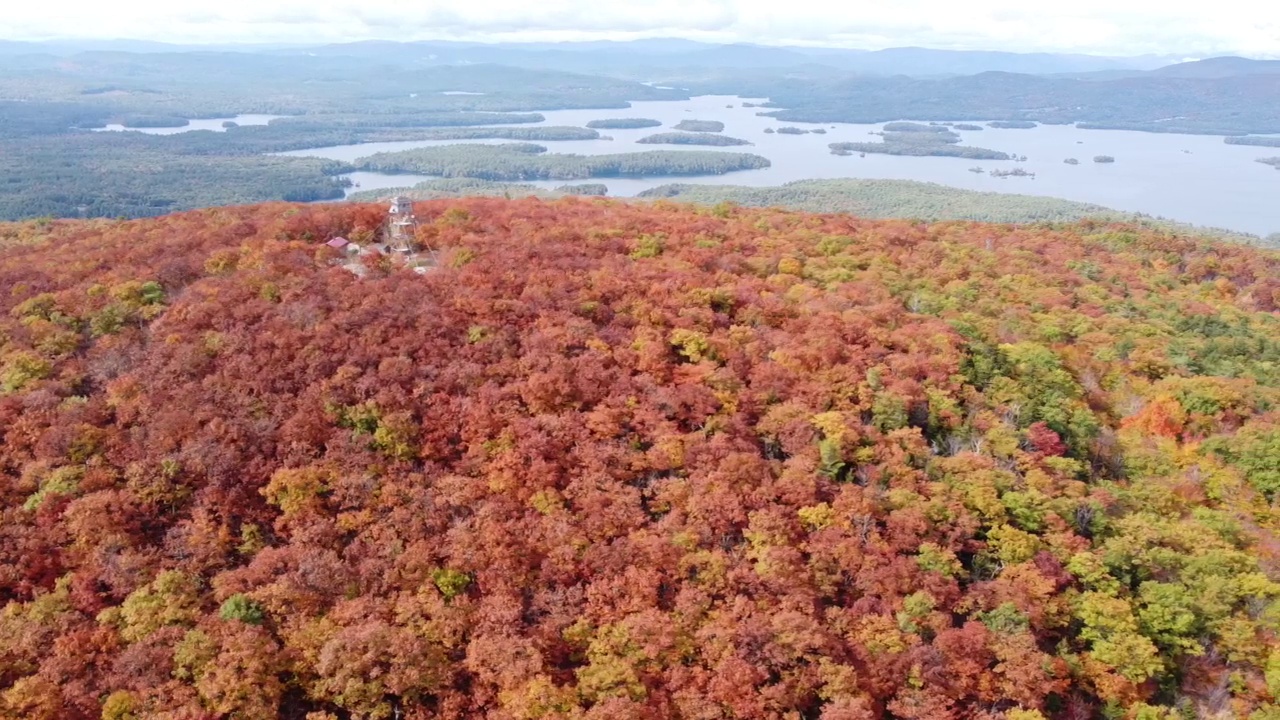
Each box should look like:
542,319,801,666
1258,157,1280,169
673,119,725,133
354,143,771,180
990,168,1035,178
1094,155,1116,163
882,122,954,133
1064,158,1080,165
829,126,1010,160
555,183,609,195
775,127,809,135
987,120,1038,129
1228,136,1280,148
401,126,602,141
954,123,985,131
636,132,752,146
585,118,662,129
119,115,191,129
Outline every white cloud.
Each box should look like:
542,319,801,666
4,0,1278,57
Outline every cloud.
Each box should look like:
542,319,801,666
3,0,1278,57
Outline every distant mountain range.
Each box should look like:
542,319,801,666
0,37,1204,77
291,40,1192,78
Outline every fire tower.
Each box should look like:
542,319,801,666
385,196,418,253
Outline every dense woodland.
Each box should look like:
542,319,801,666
1,198,1279,720
637,132,753,147
355,144,772,181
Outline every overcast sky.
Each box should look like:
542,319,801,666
4,0,1278,58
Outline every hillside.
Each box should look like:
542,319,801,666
1,199,1279,719
1149,56,1280,79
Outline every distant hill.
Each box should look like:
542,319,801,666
1150,55,1280,78
811,46,1177,76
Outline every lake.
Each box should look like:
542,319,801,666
93,114,285,135
276,95,1279,236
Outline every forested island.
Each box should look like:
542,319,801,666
118,115,193,129
672,119,725,132
987,120,1038,129
2,197,1279,719
554,182,609,195
1259,157,1280,169
362,125,601,141
636,131,752,146
830,126,1010,159
830,142,1009,158
1094,155,1116,163
585,118,662,129
355,143,771,180
775,126,810,134
1227,136,1280,148
954,123,984,130
883,122,954,133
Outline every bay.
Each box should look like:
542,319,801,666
276,95,1279,236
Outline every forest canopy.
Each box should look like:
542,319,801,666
1,198,1279,719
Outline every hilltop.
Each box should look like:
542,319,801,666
1,199,1278,719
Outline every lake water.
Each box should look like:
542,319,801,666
276,95,1279,236
93,114,285,135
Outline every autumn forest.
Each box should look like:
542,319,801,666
1,198,1279,720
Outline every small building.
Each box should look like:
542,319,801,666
326,236,350,249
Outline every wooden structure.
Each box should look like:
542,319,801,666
385,196,418,253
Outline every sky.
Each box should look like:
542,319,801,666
3,0,1278,58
